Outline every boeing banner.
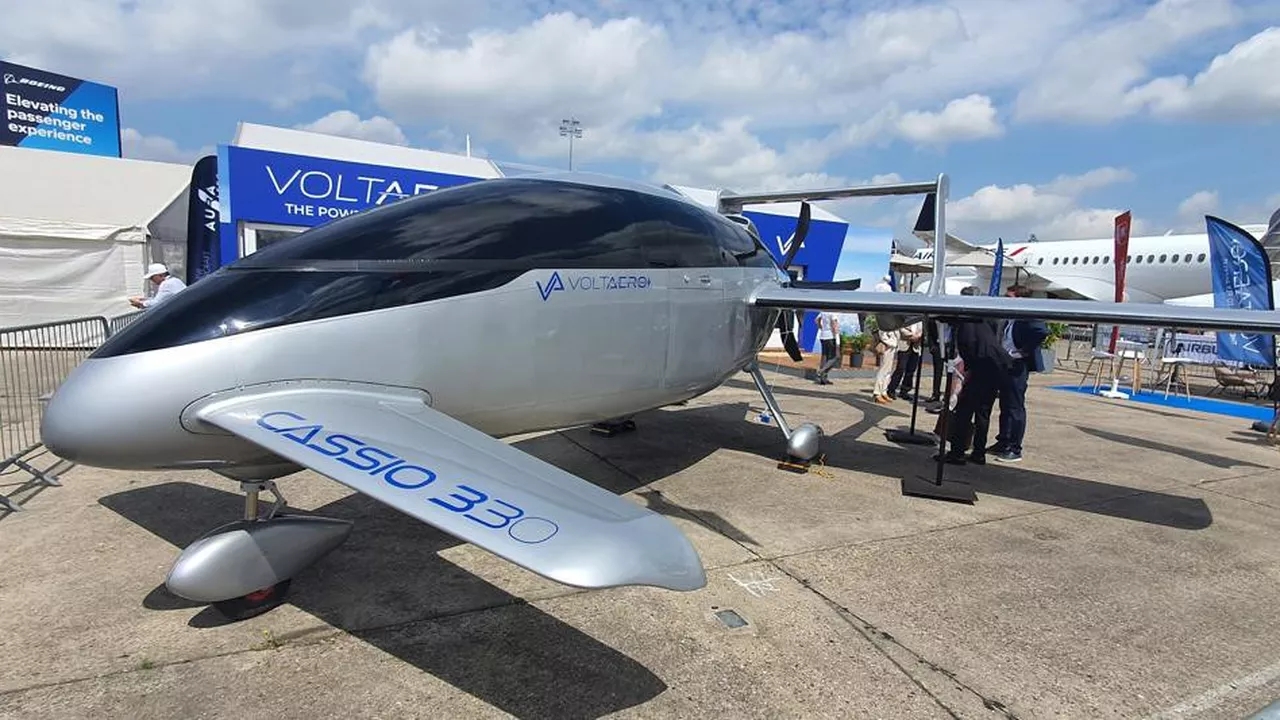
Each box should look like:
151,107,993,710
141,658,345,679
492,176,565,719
1206,214,1275,367
1,60,121,157
185,155,220,285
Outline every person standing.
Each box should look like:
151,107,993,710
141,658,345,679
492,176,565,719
937,314,1010,465
870,276,901,403
129,263,187,310
889,320,923,399
814,311,840,385
990,284,1049,463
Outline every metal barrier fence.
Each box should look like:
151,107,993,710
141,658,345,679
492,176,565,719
0,313,136,512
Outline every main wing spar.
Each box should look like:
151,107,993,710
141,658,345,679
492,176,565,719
750,287,1280,335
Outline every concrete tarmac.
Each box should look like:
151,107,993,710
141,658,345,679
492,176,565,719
1,367,1279,719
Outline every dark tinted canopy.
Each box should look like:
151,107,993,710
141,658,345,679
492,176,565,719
92,177,780,358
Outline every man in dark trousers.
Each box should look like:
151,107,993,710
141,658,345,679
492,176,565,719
990,284,1050,463
936,313,1010,465
923,320,944,403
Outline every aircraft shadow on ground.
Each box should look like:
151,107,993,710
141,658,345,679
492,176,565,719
98,482,667,720
586,376,1215,531
93,375,1223,714
1073,425,1272,471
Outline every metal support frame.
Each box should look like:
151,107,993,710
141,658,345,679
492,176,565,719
901,174,974,502
727,174,969,498
746,362,793,440
241,480,286,521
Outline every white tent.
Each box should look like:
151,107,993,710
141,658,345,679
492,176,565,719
0,145,193,329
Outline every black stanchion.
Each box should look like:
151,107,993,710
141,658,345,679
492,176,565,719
886,317,941,446
900,322,976,503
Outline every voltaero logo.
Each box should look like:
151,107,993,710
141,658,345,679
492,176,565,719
536,271,652,301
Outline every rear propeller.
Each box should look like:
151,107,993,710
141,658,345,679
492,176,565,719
774,201,811,362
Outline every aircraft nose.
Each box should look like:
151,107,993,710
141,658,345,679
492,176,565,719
40,359,129,467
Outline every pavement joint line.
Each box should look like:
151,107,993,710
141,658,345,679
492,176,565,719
576,431,1014,720
1194,484,1280,512
669,492,1015,719
779,564,1021,720
1144,657,1280,720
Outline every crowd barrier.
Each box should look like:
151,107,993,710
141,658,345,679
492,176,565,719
0,311,141,512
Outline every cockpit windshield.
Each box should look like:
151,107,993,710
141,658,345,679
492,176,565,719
90,177,776,359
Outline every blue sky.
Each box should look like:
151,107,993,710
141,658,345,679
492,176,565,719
4,0,1279,250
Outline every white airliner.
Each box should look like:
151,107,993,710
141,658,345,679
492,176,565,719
909,198,1280,306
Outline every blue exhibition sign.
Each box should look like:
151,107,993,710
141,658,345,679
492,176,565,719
743,209,847,350
1,60,121,157
989,237,1004,296
223,145,485,228
1206,214,1276,367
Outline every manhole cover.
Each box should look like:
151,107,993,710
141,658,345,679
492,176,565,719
715,609,748,628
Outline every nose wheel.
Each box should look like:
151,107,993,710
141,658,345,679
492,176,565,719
211,579,293,621
745,362,825,472
165,480,354,621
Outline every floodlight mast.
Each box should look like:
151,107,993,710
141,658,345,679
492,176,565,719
717,174,950,296
559,117,583,170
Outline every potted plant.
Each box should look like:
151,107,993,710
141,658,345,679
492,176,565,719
1040,322,1068,369
843,332,870,368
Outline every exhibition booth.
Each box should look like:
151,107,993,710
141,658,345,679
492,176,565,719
0,144,191,327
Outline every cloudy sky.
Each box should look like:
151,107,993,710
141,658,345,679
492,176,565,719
4,0,1279,256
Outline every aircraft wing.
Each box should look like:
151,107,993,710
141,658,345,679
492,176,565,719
190,383,706,592
749,287,1280,334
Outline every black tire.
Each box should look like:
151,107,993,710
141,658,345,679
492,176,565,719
211,579,292,621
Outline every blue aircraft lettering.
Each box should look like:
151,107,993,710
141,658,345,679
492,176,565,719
537,271,650,301
255,410,559,543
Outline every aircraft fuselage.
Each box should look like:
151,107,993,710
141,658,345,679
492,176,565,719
40,175,785,479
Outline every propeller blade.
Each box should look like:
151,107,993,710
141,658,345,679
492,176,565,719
776,310,804,362
780,201,811,271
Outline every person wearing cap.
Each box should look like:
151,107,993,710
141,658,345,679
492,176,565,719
129,263,187,309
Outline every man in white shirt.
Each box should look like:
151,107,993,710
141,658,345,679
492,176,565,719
814,311,840,384
129,263,187,310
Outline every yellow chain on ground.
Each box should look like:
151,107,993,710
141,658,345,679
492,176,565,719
808,454,836,479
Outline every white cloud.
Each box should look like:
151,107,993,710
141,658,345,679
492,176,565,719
829,166,1146,243
296,110,408,146
120,128,211,164
5,0,1279,234
1131,26,1280,120
1177,190,1220,221
895,94,1004,145
1013,0,1244,123
0,0,466,107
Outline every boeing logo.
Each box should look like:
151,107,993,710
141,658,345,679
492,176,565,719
3,73,66,92
536,271,652,301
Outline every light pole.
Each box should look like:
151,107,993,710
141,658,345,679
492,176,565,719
559,117,582,170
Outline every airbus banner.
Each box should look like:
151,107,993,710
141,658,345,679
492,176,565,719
185,155,220,284
223,145,484,228
1205,215,1275,367
1,61,121,157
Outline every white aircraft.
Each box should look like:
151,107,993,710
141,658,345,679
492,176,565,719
908,196,1280,304
36,171,1280,622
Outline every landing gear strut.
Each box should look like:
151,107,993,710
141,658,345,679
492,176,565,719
165,479,354,621
746,362,824,472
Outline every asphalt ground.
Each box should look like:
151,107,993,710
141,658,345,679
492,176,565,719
2,365,1278,719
